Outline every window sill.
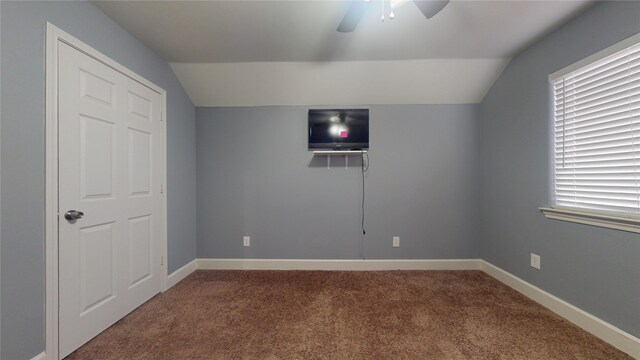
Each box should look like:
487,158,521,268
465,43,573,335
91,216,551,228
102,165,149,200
539,207,640,234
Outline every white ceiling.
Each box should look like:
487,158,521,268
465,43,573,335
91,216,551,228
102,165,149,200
94,0,593,63
92,0,594,106
171,59,511,106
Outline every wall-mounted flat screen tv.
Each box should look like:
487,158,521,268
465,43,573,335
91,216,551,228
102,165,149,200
308,109,369,150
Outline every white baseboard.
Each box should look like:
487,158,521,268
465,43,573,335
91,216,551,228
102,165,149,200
31,352,46,360
196,258,482,271
164,259,197,290
481,261,640,359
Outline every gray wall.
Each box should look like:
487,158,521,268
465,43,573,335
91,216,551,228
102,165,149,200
196,105,480,260
0,1,197,358
479,1,640,338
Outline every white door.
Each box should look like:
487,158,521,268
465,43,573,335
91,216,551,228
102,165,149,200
58,42,164,358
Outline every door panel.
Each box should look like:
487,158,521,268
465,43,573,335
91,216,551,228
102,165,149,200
128,215,152,288
58,42,163,358
80,115,116,200
128,90,152,121
79,69,116,108
78,222,116,315
128,128,152,196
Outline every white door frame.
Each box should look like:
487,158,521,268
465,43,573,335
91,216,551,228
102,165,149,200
45,23,168,360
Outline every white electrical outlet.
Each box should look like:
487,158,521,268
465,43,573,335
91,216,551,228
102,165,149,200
393,236,400,248
530,253,541,270
243,236,251,247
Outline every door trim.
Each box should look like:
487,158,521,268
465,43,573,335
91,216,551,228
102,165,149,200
45,23,168,360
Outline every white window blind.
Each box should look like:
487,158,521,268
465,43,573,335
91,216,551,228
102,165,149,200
552,41,640,216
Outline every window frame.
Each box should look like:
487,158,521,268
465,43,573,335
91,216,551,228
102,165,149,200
540,32,640,234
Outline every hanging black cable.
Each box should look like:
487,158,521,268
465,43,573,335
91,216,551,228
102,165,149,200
361,151,369,235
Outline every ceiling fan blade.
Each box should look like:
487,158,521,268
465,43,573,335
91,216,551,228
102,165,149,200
413,0,450,19
337,1,370,33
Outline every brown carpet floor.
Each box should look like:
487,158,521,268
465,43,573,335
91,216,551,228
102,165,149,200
66,270,632,359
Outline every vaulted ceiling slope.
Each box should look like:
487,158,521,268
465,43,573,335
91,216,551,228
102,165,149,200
94,0,593,106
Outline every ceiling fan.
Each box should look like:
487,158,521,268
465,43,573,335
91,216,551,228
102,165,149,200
337,0,451,32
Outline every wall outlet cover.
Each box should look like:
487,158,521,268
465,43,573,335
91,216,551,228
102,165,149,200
393,236,400,248
243,236,251,247
531,253,541,270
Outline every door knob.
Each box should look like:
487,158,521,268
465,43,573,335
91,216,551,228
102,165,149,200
64,210,84,221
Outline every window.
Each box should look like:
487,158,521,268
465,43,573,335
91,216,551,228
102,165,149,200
541,34,640,233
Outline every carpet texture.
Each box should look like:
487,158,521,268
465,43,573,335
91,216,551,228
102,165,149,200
66,270,632,359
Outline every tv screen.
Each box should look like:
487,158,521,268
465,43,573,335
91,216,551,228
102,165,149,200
308,109,369,150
